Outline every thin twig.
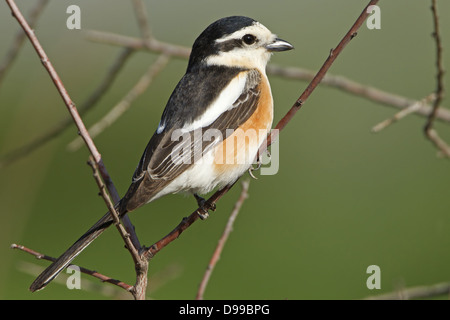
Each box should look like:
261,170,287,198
87,157,141,263
196,180,250,300
364,281,450,300
86,30,191,58
5,0,99,162
372,94,436,133
424,0,450,157
425,0,445,131
143,183,236,261
259,0,380,156
0,47,135,169
17,261,131,299
132,0,152,41
268,65,450,124
5,0,125,203
89,154,147,300
67,54,170,152
0,0,49,86
426,128,450,158
11,244,133,292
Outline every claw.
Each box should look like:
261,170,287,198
194,194,216,220
196,209,209,220
248,166,258,179
248,155,263,180
248,148,272,179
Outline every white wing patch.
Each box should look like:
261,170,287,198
156,120,165,134
181,71,248,132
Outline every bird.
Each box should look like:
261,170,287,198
29,15,294,292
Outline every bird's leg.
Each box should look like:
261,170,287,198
194,193,216,220
248,149,271,179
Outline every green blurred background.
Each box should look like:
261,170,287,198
1,0,449,300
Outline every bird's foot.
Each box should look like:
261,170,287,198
194,194,216,220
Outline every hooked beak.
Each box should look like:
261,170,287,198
265,38,294,52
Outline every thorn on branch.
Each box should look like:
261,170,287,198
295,99,303,108
329,48,335,57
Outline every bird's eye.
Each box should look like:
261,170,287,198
242,34,257,45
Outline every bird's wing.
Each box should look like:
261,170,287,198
120,68,261,212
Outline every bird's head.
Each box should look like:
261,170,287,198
187,16,294,72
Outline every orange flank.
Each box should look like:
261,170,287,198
214,71,273,171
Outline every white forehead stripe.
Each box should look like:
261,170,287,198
215,22,275,44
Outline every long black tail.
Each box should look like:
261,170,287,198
29,212,115,292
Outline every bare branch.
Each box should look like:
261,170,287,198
364,281,450,300
425,128,450,158
372,94,436,133
0,0,48,86
17,261,131,299
87,157,141,262
425,0,445,130
11,244,133,292
261,0,380,155
5,0,99,161
86,30,191,58
196,180,250,300
0,47,135,169
268,65,450,124
143,183,235,261
424,0,450,157
67,54,170,152
132,0,152,40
